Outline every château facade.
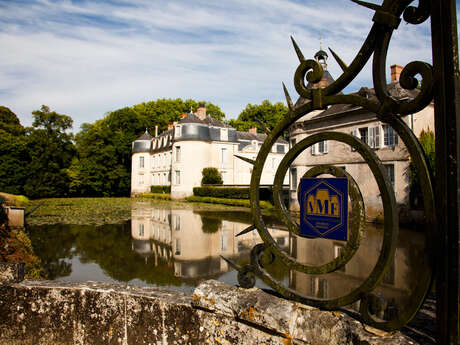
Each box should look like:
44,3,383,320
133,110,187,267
289,50,434,221
131,105,289,199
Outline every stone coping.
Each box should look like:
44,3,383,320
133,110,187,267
0,271,417,345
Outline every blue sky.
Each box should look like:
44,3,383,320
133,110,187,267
0,0,454,131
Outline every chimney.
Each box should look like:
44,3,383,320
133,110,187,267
168,122,173,130
155,125,158,137
249,127,257,134
390,64,403,82
195,105,206,120
181,113,188,119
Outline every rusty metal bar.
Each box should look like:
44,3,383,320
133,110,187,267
430,0,460,343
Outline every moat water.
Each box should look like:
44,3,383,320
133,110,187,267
29,200,428,320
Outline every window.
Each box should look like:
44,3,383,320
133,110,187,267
175,125,181,138
291,168,297,191
277,144,285,154
174,215,181,231
334,244,345,272
138,175,144,185
163,173,167,185
221,148,227,166
385,164,395,188
139,156,144,168
175,238,181,255
359,127,368,145
175,146,181,162
311,277,328,298
154,155,158,167
220,128,228,141
175,170,181,185
369,126,381,148
383,125,398,146
168,172,171,183
312,141,328,155
138,223,144,237
221,234,227,251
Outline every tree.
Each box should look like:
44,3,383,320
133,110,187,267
201,168,223,185
68,98,225,197
24,105,75,198
0,107,28,195
409,128,435,208
228,100,288,133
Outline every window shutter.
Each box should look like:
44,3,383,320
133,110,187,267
369,126,375,147
374,126,381,148
324,140,328,153
351,130,358,151
312,143,317,155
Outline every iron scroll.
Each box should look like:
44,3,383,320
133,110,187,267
222,0,436,332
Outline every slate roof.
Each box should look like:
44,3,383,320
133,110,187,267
179,113,203,124
135,131,153,141
236,131,288,144
310,82,421,121
202,115,233,128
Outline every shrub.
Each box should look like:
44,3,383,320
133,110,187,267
150,185,171,194
185,196,274,211
201,168,223,185
193,186,249,199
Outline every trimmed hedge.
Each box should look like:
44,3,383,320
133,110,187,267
185,196,274,211
193,186,249,199
150,185,171,193
193,186,272,201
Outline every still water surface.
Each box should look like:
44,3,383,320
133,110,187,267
29,200,427,319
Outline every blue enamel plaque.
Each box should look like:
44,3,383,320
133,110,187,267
299,178,348,241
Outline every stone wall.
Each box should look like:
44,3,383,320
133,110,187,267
0,263,416,345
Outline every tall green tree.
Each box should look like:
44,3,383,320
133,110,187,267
0,107,28,195
68,108,143,196
69,98,225,197
24,105,75,198
228,100,288,133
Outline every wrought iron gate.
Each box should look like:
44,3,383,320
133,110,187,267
223,0,460,343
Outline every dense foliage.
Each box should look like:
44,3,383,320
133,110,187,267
409,128,435,208
201,167,223,185
68,99,225,197
228,100,288,134
0,99,225,198
0,106,75,198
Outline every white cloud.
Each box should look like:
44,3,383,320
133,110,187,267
0,0,437,131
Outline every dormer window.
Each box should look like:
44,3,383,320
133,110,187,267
175,125,182,138
220,128,228,141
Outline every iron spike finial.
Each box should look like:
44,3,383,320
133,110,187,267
350,0,380,11
234,155,256,165
220,256,241,271
328,47,348,72
254,117,270,135
236,224,256,237
282,82,294,111
290,36,305,62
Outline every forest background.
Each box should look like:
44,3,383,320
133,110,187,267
0,99,287,199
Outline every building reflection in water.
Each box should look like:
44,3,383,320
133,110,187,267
130,203,289,282
131,202,426,319
289,224,427,320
